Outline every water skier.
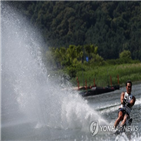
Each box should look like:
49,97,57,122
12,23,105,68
114,80,136,134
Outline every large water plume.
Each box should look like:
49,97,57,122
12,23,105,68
1,3,107,137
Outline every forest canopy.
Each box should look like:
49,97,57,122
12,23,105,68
4,1,141,60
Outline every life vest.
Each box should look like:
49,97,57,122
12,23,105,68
124,92,133,103
120,92,133,115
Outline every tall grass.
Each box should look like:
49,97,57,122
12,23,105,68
73,63,141,87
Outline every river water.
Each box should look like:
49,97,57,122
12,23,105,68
1,3,141,141
2,84,141,141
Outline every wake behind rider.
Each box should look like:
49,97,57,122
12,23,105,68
114,80,136,131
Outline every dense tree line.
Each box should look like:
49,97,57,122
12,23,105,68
4,1,141,60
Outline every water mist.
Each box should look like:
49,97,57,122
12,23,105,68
1,3,107,140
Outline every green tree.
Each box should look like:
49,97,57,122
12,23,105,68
119,50,131,59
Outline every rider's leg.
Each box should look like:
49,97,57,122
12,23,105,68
114,111,123,129
120,114,128,127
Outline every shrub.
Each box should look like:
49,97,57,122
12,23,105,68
119,50,131,59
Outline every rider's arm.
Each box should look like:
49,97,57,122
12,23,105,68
128,96,136,107
120,92,125,104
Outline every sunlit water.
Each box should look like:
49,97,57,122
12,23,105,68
1,3,141,141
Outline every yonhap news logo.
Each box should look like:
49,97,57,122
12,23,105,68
90,121,138,137
89,121,99,136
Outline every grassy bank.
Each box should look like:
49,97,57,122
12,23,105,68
71,63,141,87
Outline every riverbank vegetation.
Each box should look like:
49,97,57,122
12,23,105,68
75,63,141,87
44,45,141,87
